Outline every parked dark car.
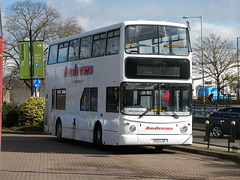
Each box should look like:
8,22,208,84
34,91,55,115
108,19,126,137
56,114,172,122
193,108,214,117
209,107,240,138
193,108,215,131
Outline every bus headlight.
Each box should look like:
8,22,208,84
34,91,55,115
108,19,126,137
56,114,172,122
180,125,188,133
129,125,136,132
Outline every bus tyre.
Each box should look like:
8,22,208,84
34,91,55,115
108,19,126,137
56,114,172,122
212,124,223,138
96,126,104,150
56,121,63,141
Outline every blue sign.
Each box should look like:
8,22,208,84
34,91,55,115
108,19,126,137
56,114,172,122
33,79,41,88
35,63,39,67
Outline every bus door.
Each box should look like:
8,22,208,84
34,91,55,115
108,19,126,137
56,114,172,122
44,87,56,133
50,88,57,127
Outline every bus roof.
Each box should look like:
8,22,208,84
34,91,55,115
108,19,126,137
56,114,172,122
49,20,187,46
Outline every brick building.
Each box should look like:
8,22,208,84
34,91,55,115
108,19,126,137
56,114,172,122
3,77,45,105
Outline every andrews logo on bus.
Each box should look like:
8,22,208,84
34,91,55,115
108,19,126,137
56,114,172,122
145,126,173,130
64,64,94,77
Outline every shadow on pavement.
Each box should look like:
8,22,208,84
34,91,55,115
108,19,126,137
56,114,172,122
1,134,175,155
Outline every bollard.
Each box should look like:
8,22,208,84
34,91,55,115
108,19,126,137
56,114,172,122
204,120,210,142
230,121,235,142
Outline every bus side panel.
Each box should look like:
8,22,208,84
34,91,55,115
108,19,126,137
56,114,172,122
102,113,120,145
44,64,56,135
102,131,120,145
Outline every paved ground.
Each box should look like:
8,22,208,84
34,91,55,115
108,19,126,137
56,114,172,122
1,133,240,180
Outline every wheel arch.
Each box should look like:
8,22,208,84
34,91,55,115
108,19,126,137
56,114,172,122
93,120,102,143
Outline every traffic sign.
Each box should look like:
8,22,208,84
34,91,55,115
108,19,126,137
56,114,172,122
33,79,41,88
33,41,44,78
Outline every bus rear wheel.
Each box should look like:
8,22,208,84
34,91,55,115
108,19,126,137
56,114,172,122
56,120,63,141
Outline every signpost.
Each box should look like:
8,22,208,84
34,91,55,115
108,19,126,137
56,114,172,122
19,42,30,79
18,39,44,96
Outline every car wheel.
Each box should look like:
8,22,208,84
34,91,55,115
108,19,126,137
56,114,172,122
212,124,224,138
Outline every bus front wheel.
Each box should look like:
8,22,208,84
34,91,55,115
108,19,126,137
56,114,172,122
94,125,104,150
155,146,164,151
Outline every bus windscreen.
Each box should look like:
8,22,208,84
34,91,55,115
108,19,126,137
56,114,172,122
125,25,189,56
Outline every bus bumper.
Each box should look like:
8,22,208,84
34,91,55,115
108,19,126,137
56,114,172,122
118,134,192,146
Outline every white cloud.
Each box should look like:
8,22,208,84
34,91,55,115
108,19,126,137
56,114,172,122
188,21,240,46
75,0,93,3
204,23,240,43
45,0,240,47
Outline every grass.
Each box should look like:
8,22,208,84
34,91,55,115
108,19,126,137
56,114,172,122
3,125,44,132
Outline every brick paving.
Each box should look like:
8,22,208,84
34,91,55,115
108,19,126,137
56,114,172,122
1,133,240,180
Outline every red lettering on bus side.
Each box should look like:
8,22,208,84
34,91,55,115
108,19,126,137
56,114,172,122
80,68,84,75
64,66,68,76
69,69,73,76
73,64,78,76
64,65,94,77
89,66,94,74
84,67,90,75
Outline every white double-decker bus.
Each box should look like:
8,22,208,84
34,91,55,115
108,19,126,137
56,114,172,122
44,21,192,150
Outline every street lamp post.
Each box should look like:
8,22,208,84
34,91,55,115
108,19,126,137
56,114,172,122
183,16,205,102
237,37,240,101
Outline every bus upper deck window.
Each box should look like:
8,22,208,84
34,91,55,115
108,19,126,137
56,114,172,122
80,36,92,59
48,45,58,64
92,33,106,57
58,42,68,63
106,29,120,55
68,39,80,61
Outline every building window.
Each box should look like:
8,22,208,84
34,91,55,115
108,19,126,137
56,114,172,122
205,81,212,85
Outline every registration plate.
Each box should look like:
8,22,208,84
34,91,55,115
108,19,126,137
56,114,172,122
152,139,168,144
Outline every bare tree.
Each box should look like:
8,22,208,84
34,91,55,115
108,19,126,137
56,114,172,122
193,34,237,99
3,0,83,90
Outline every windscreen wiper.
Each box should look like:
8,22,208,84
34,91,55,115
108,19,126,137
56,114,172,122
162,102,179,119
171,111,179,119
138,109,148,118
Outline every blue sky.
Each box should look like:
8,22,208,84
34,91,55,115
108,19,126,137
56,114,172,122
2,0,240,45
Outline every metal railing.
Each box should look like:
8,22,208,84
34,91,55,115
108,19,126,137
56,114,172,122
193,109,240,152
